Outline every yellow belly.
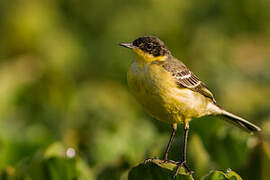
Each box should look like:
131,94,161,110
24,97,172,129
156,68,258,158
127,61,210,124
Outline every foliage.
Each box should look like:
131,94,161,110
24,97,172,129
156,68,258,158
0,0,270,179
202,170,242,180
0,143,93,180
129,160,194,180
128,160,242,180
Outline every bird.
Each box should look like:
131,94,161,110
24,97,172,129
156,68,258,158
120,36,261,178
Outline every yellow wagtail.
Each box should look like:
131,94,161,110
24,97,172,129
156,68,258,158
120,36,261,178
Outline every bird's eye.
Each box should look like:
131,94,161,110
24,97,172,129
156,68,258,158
146,44,152,49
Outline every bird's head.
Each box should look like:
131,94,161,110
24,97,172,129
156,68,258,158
120,36,171,63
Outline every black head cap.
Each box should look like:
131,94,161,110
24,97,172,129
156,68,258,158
132,36,171,57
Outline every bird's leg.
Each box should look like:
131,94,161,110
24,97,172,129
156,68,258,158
162,123,177,163
173,122,193,179
146,123,178,164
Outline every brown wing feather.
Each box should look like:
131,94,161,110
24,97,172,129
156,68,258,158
162,57,216,103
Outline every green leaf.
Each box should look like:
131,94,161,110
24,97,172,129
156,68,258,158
202,169,243,180
1,142,94,180
44,142,66,158
128,159,194,180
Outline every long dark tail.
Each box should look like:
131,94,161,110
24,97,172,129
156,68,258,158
217,109,261,133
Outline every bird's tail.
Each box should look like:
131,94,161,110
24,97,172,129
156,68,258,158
217,109,261,133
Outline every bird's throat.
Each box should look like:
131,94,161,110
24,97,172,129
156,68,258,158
133,48,167,65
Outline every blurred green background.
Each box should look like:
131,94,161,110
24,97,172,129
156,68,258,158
0,0,270,179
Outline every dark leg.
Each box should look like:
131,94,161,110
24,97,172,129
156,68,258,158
182,123,188,163
145,123,178,164
173,123,193,179
162,123,177,161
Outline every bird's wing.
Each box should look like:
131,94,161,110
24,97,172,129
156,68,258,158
162,57,216,103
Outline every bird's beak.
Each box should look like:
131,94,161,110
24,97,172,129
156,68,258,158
119,43,136,49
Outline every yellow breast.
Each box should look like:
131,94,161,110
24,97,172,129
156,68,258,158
127,60,210,124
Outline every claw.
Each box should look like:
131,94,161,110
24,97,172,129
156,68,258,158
173,161,193,179
183,163,194,174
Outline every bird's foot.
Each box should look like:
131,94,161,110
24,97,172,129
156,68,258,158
173,161,193,179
